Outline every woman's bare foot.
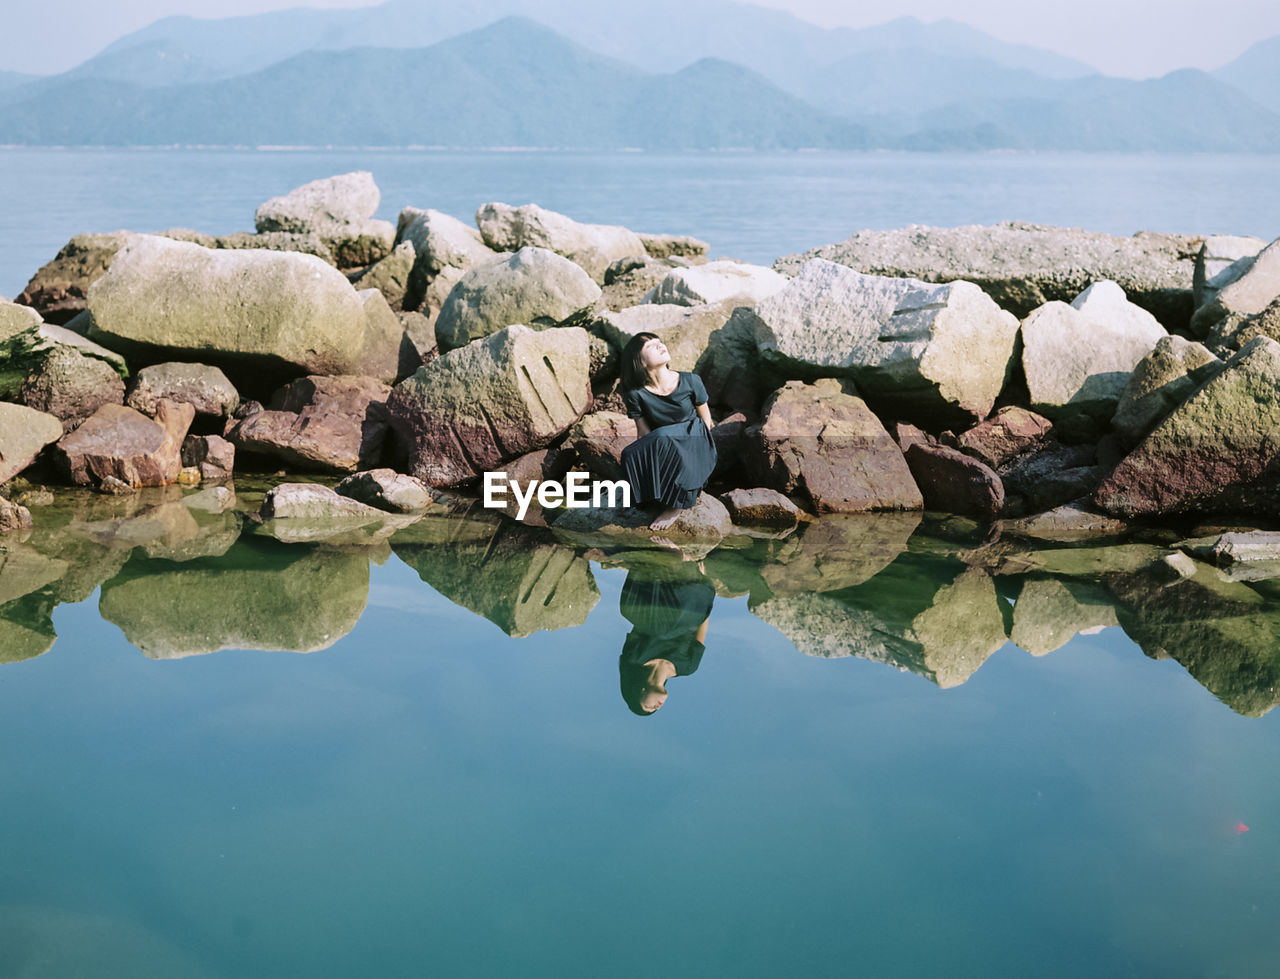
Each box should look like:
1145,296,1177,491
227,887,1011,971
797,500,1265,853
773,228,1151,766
649,507,681,531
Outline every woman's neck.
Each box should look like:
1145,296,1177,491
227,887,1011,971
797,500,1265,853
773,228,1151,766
644,366,675,390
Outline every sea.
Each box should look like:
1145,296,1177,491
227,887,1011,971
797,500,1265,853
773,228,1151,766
1,148,1280,978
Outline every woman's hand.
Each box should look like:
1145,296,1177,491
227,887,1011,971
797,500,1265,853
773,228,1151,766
696,403,713,431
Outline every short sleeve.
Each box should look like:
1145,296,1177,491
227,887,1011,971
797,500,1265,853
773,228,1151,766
688,372,709,406
621,387,643,420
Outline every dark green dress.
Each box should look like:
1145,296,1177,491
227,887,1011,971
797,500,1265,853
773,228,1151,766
618,573,715,677
620,372,717,510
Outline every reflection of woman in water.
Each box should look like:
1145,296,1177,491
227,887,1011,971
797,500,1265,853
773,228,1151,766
619,332,717,532
617,567,715,715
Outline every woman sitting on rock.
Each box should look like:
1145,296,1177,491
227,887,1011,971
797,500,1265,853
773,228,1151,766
619,332,717,531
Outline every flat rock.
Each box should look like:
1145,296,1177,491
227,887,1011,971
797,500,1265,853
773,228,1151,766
551,491,732,544
904,443,1004,520
229,407,383,474
476,202,646,283
126,362,240,419
258,481,387,521
435,246,601,353
21,346,125,432
750,259,1020,426
745,379,923,513
215,230,335,264
1000,504,1130,542
387,324,590,487
1111,335,1223,442
720,488,803,529
646,260,787,307
774,221,1201,329
336,468,433,513
52,400,194,488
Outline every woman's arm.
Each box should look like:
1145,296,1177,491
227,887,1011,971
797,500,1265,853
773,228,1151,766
695,617,709,644
695,402,713,431
634,416,651,438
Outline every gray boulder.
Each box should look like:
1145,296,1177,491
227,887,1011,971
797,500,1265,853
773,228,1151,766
336,468,433,513
21,346,126,432
387,324,591,487
0,403,66,484
1190,236,1280,339
215,231,335,264
1194,235,1267,307
774,221,1201,329
255,172,380,235
751,259,1020,426
592,301,735,372
1111,336,1223,442
2,302,127,398
397,207,498,310
126,362,240,420
637,233,708,259
435,246,601,353
351,240,415,309
476,202,646,283
646,260,788,307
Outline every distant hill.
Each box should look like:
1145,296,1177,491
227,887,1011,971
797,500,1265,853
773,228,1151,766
0,69,41,92
1214,35,1280,114
0,18,864,149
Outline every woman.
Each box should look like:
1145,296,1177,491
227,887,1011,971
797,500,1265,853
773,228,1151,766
619,332,717,531
617,564,715,716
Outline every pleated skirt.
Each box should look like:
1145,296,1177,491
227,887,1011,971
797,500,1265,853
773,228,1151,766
621,417,717,510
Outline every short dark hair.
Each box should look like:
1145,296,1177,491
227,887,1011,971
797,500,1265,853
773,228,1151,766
619,655,659,716
620,332,661,392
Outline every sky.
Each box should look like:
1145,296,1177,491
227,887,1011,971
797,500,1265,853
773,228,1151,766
4,0,1279,79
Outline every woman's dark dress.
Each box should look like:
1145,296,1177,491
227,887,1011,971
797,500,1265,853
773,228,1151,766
618,573,716,678
620,371,717,510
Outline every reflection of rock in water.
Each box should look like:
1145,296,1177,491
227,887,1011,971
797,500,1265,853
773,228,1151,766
0,546,68,606
98,537,370,658
394,521,599,637
1010,577,1119,656
751,552,1007,688
1109,566,1280,717
0,590,58,663
758,512,920,598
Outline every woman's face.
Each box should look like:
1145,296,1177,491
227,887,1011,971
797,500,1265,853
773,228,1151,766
639,336,670,370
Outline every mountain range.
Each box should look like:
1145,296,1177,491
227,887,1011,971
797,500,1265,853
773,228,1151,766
1,0,1278,151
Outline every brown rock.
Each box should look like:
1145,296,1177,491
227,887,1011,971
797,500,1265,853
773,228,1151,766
567,411,636,481
720,488,803,529
181,435,235,481
229,408,383,474
16,232,130,324
0,497,32,534
52,400,195,487
949,406,1053,468
905,443,1004,520
1000,441,1101,516
20,346,125,432
746,379,922,513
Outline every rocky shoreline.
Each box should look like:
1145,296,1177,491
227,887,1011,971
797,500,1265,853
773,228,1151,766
3,170,1280,556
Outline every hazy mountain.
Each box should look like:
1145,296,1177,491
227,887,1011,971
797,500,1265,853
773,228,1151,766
0,69,42,92
1213,35,1280,114
0,18,863,149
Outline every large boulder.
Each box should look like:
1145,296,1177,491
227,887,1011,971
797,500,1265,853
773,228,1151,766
750,259,1019,426
1095,336,1280,518
214,230,334,264
352,240,415,310
396,207,498,310
745,379,923,513
1021,280,1167,429
435,247,601,353
387,324,591,487
904,443,1004,520
1194,235,1267,307
0,403,72,484
1211,295,1280,354
254,170,394,267
20,346,126,433
51,400,195,488
475,202,646,283
592,301,735,372
646,261,788,307
16,231,131,324
126,362,240,420
567,410,636,480
1111,336,1223,443
2,302,127,398
336,468,432,513
1189,236,1280,339
774,222,1202,330
947,406,1053,468
85,235,386,385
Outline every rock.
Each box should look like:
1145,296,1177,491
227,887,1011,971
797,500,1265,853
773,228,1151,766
85,235,381,384
355,288,415,382
1010,578,1118,656
98,475,136,495
98,539,370,657
1194,235,1267,307
351,240,415,309
394,523,599,636
646,260,788,307
1000,504,1129,542
1190,531,1280,566
720,488,803,529
0,402,67,484
387,324,590,487
16,231,131,324
476,202,646,283
258,482,387,521
746,379,923,513
1190,236,1280,339
0,497,32,533
336,468,432,513
904,443,1004,520
1111,335,1223,442
989,543,1171,578
52,400,194,488
229,406,385,475
552,491,732,544
1162,551,1199,578
697,307,772,415
326,224,395,270
774,222,1202,329
181,484,235,514
397,207,498,310
893,421,936,453
1095,337,1280,518
397,310,437,365
271,374,391,416
638,233,708,259
1021,281,1167,429
255,170,379,231
592,300,735,372
600,258,673,311
750,259,1020,426
2,304,128,398
1000,441,1101,516
125,362,240,420
214,230,335,264
20,346,125,432
948,406,1053,468
1210,295,1280,353
567,410,636,481
181,435,235,481
435,246,601,353
756,512,920,597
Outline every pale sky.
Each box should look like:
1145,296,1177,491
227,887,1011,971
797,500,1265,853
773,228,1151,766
5,0,1279,79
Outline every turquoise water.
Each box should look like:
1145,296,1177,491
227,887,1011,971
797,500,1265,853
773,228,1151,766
3,148,1280,296
2,487,1280,976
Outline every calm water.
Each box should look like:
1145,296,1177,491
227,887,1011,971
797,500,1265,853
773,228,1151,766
3,148,1280,296
4,149,1280,976
1,483,1279,977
